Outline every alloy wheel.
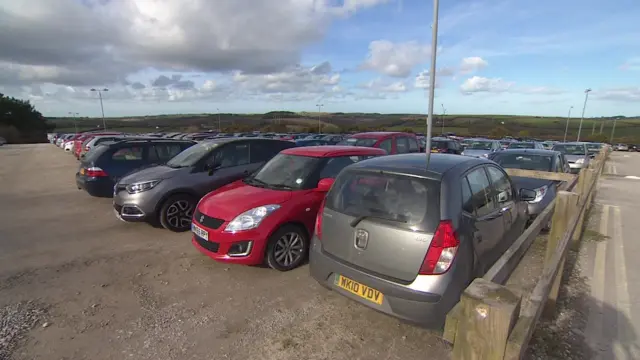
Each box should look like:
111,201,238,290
273,232,304,268
165,199,194,229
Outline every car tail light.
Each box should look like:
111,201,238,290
85,167,108,177
418,220,460,275
314,199,326,240
85,145,91,151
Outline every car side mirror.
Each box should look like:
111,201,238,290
204,161,221,175
519,188,537,202
315,178,335,192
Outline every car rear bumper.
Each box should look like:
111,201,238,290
75,173,114,197
309,235,454,328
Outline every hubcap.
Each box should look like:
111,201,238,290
273,232,304,267
166,200,194,229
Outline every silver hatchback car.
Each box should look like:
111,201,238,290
309,153,534,328
113,138,295,232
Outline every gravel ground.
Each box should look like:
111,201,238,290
0,302,47,360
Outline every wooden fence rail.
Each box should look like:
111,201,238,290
445,147,608,360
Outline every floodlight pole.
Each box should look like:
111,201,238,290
425,0,440,168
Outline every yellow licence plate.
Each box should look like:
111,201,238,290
335,275,383,305
80,168,85,175
431,149,438,153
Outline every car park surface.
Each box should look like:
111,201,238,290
0,144,453,360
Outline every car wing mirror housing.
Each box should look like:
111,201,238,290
315,178,335,192
519,188,537,202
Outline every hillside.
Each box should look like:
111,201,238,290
47,113,640,143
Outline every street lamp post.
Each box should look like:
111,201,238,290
563,106,573,142
425,0,440,168
441,103,446,135
576,88,591,142
610,118,618,144
68,112,80,133
316,104,324,133
90,88,109,130
216,108,221,132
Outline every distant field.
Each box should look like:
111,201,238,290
48,113,640,143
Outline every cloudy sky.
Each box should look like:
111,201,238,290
1,0,639,117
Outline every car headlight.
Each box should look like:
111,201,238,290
224,205,280,232
575,158,584,164
529,185,548,203
482,153,489,158
126,180,162,194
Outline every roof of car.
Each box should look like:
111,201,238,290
282,145,387,157
349,131,413,139
347,153,487,179
432,137,455,141
553,142,585,146
492,149,561,156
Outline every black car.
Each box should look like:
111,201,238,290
430,137,463,154
488,149,569,229
76,139,196,197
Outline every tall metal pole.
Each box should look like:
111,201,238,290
610,118,618,144
68,112,79,133
217,108,221,132
563,106,573,142
441,103,446,135
91,88,108,130
576,88,591,142
425,0,440,168
316,104,324,133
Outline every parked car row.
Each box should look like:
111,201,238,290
48,129,598,329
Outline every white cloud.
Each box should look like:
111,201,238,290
592,88,640,102
0,0,387,87
460,76,564,95
360,40,431,77
361,78,407,92
619,58,640,71
459,57,489,74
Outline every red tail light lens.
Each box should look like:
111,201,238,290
85,167,108,177
418,220,460,275
314,199,326,240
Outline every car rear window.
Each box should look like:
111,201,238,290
338,138,378,147
325,170,440,232
508,142,535,149
431,140,448,149
491,153,553,171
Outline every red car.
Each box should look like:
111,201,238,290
191,145,387,271
73,132,120,159
338,131,421,154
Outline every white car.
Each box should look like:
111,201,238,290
64,140,75,152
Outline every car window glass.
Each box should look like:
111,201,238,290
408,138,419,152
215,143,250,168
379,139,393,153
318,156,371,179
487,166,513,204
466,167,495,217
396,137,410,154
111,146,143,161
461,177,474,215
249,142,276,163
150,144,183,162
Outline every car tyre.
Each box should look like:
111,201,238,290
159,194,196,232
266,225,309,271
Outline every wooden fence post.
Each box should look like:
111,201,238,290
451,278,522,360
572,170,587,243
543,191,579,317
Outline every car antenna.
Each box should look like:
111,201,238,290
425,0,440,171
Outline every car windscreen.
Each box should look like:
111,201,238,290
466,141,493,150
325,171,440,231
508,142,535,149
490,153,553,171
586,143,602,151
166,141,220,168
431,140,448,149
552,145,585,155
246,154,324,190
337,138,378,147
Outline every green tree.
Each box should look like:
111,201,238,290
0,93,49,143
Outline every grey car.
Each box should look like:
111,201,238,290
461,139,502,158
113,138,296,232
309,153,534,328
551,142,590,174
488,149,570,229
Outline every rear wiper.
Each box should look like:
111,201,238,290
350,213,408,228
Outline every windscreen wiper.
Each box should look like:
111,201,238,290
268,183,294,190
